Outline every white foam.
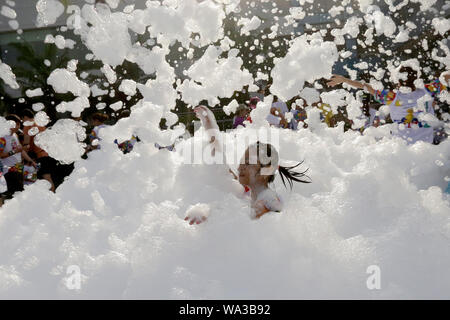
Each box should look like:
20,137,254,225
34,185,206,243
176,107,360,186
271,35,338,101
0,59,19,89
36,0,64,27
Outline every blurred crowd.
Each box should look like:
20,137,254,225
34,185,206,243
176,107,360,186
1,70,449,205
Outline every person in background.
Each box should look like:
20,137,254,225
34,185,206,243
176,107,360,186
251,80,267,102
154,121,176,151
154,143,175,152
358,92,384,130
0,164,6,205
267,96,290,128
22,109,57,192
1,115,35,199
115,136,139,154
0,167,5,207
23,151,38,186
114,110,140,154
328,67,449,144
232,104,250,129
315,103,335,127
433,126,448,145
86,112,109,152
290,106,308,130
249,96,260,110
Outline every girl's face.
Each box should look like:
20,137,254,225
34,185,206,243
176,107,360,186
238,147,266,186
238,162,259,186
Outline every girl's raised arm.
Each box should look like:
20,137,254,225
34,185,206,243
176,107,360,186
194,105,221,150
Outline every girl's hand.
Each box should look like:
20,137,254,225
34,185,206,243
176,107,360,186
194,105,221,149
253,200,271,219
184,215,207,225
327,74,345,87
184,203,210,225
194,105,218,131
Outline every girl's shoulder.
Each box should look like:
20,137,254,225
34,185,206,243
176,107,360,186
256,188,283,212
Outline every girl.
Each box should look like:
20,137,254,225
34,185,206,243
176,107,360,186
185,105,310,224
237,141,310,218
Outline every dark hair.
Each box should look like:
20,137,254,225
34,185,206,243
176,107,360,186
398,66,418,87
5,114,22,124
255,141,311,189
22,108,35,119
92,112,109,122
278,162,311,189
5,114,22,131
27,151,37,160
